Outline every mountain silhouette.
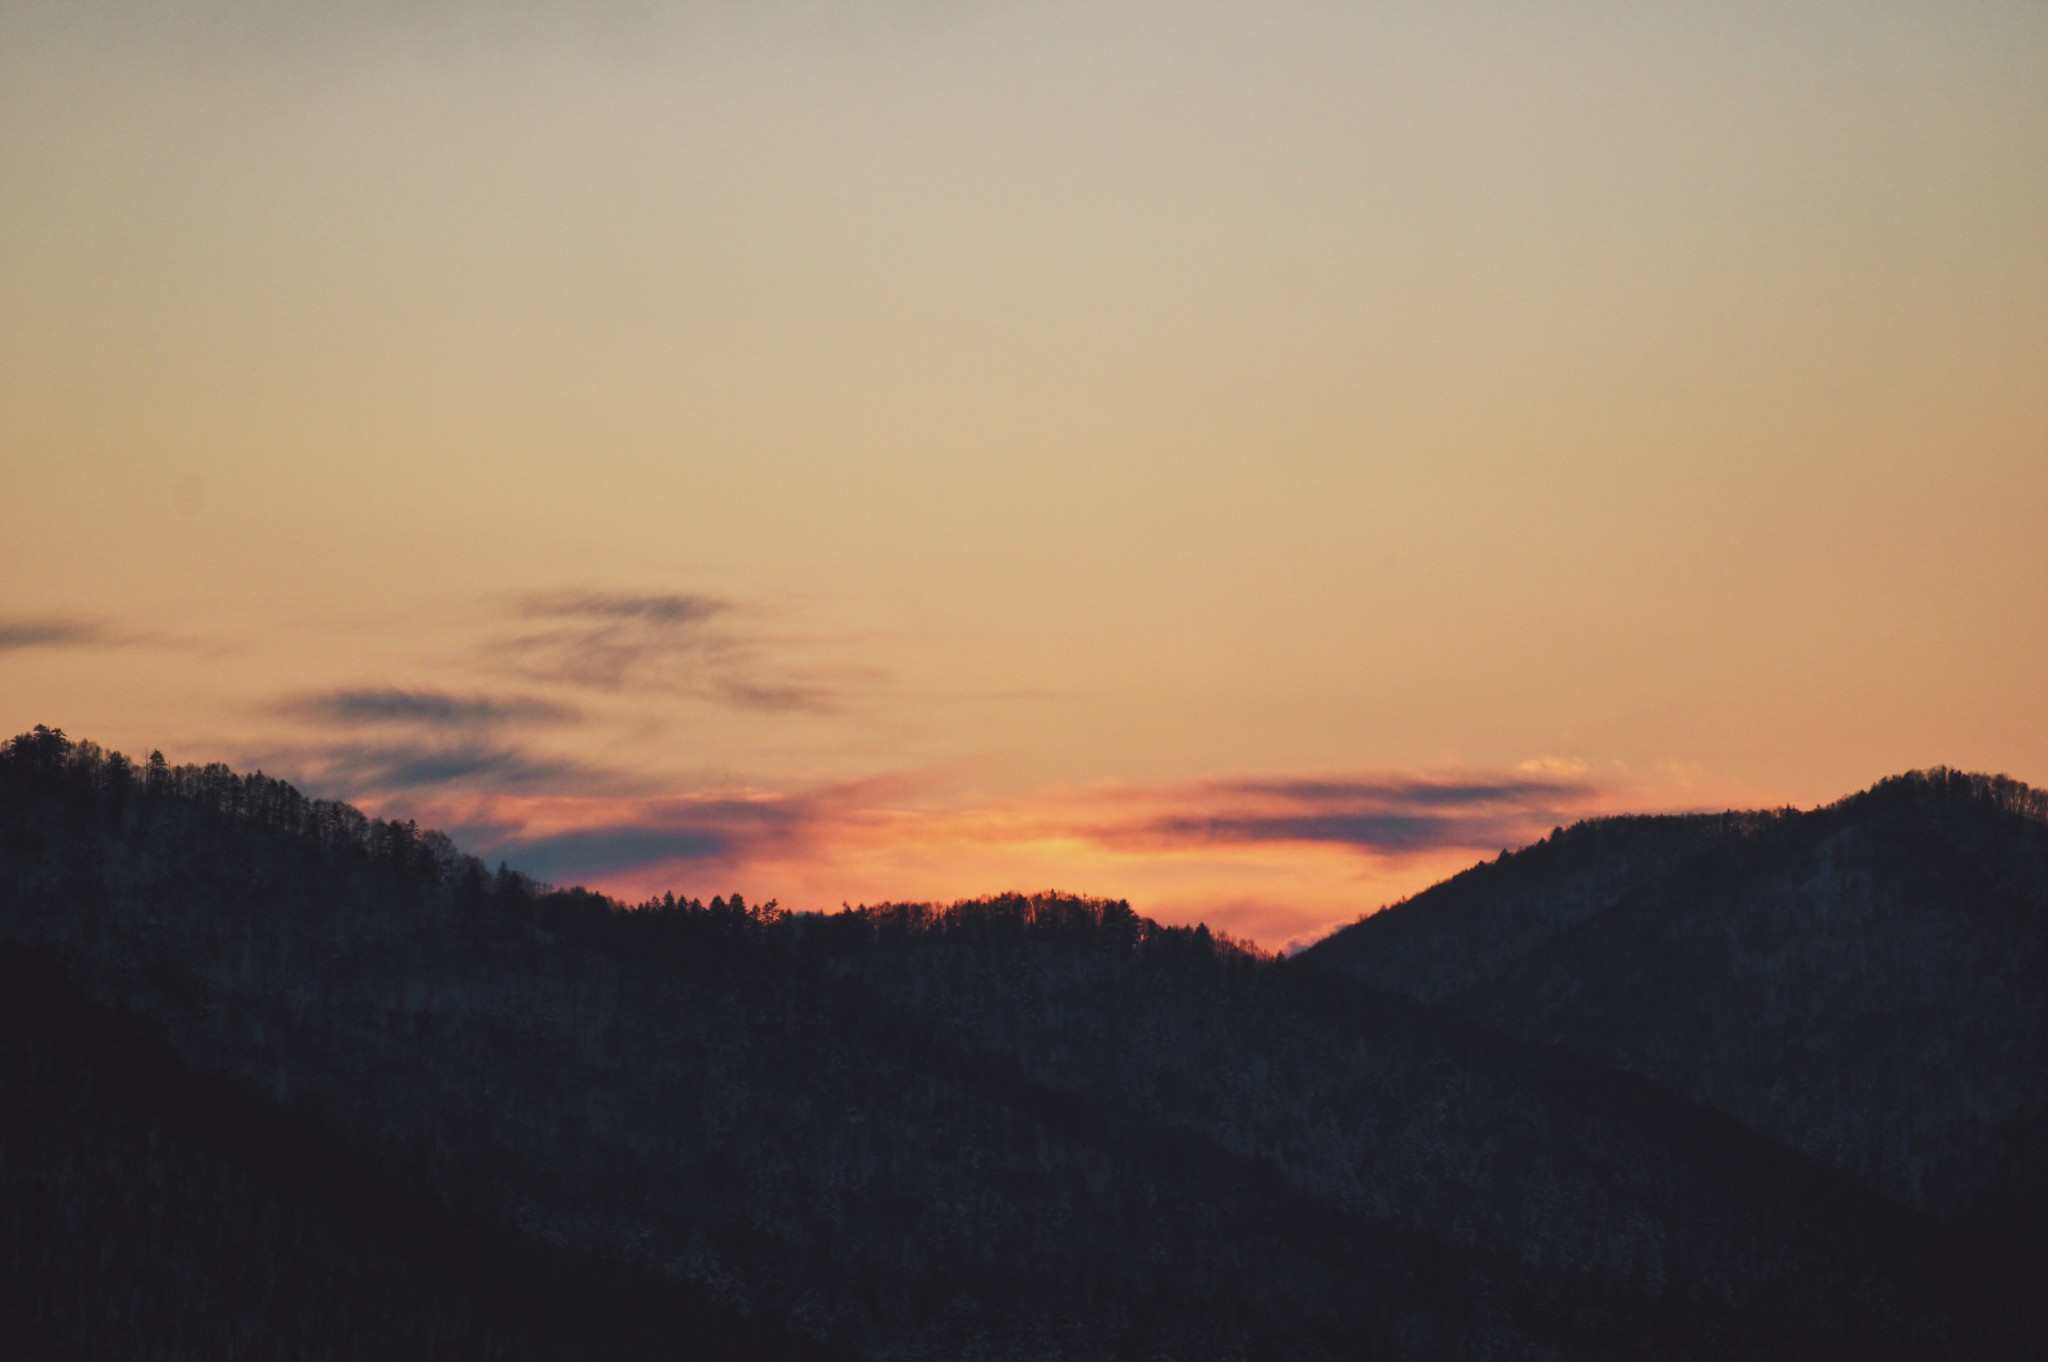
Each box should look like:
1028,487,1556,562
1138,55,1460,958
1,727,2040,1359
1298,771,2048,1244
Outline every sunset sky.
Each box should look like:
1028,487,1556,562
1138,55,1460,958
4,2,2044,948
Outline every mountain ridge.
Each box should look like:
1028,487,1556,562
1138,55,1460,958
1298,767,2048,1240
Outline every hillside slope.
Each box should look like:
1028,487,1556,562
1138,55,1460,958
1299,772,2048,1246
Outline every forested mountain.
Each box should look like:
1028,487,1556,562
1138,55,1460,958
1298,772,2048,1247
2,728,2041,1359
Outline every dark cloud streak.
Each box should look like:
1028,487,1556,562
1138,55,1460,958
488,794,818,883
1100,771,1605,857
1214,775,1593,809
516,591,726,626
279,686,578,728
497,827,732,884
0,615,119,651
1147,812,1477,854
261,739,610,799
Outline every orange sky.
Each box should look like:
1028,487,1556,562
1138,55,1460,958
5,2,2045,950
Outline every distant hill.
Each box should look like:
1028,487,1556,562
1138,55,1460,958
1296,770,2048,1241
2,728,2040,1360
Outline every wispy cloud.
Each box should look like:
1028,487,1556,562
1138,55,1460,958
493,590,729,691
278,686,579,729
383,767,954,889
0,615,123,652
518,591,726,627
266,739,609,798
1210,775,1591,811
254,586,882,814
1083,771,1604,858
484,588,873,712
488,793,815,882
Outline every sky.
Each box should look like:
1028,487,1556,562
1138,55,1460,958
4,1,2045,949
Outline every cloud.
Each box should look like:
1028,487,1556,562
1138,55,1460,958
495,826,732,883
1142,811,1501,854
480,791,822,883
1213,775,1590,810
491,590,729,691
388,771,943,889
0,615,120,651
1088,771,1604,858
278,686,578,728
266,739,608,797
484,588,869,712
517,591,727,627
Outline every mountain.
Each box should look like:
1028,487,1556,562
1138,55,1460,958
1297,771,2048,1248
1,728,2041,1359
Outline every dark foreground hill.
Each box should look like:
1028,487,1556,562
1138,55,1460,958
1,728,2041,1359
